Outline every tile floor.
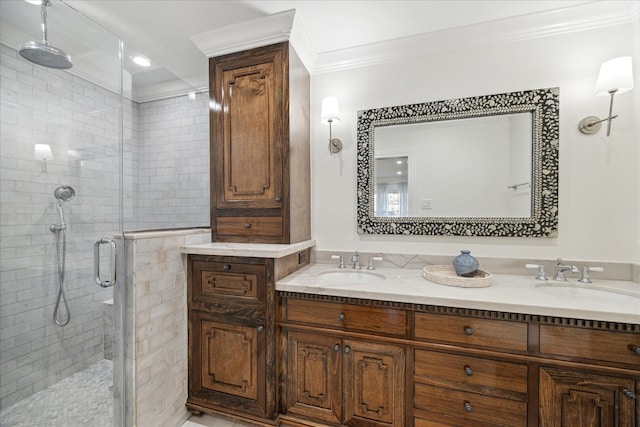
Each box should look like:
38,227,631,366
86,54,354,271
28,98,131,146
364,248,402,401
0,358,256,427
0,359,113,427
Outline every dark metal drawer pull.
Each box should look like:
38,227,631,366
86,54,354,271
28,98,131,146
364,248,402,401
463,326,473,336
464,401,473,412
464,366,473,376
623,389,637,400
223,264,231,270
631,345,640,356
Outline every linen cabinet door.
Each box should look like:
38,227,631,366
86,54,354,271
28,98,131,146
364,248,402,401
188,311,270,418
213,54,283,210
539,367,636,427
342,339,406,427
284,330,342,425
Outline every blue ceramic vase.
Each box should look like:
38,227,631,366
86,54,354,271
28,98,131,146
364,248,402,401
452,250,479,277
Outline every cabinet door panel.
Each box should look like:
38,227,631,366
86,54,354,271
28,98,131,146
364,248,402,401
215,57,283,209
285,330,342,425
539,367,636,427
343,340,405,427
188,310,270,418
201,319,259,400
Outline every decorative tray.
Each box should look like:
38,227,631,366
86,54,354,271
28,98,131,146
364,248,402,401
422,265,493,288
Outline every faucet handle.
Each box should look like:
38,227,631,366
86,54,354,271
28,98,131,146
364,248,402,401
526,264,548,281
367,256,383,270
331,255,346,269
578,266,604,283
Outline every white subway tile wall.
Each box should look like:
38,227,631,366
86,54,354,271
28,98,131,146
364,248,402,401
0,43,210,410
137,94,209,230
124,230,210,427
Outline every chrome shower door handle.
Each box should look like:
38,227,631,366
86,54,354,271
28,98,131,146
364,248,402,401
94,237,117,288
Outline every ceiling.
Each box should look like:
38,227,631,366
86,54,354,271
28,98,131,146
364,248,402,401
1,0,636,102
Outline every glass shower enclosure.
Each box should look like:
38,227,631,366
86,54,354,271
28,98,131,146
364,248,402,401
0,1,131,425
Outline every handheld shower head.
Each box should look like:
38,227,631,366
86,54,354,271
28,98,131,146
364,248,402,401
54,185,75,202
50,186,75,232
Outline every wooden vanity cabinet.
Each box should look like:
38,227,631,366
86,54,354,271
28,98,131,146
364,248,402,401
186,252,309,422
537,324,640,427
280,297,407,426
413,311,530,427
539,367,637,427
209,41,310,244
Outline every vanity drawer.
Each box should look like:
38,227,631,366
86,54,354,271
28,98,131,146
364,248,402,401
191,260,266,302
415,350,528,396
284,299,407,337
414,313,528,352
539,324,640,366
414,383,527,427
216,216,282,238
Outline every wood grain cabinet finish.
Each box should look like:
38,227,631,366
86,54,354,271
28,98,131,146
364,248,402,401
539,367,637,427
284,298,407,337
187,252,309,422
414,312,528,352
282,299,406,426
209,41,310,244
413,313,529,426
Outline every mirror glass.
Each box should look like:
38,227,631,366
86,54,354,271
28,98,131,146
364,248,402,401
357,87,559,237
374,113,532,218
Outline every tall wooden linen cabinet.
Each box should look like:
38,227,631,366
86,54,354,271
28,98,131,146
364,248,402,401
187,41,311,424
209,41,310,244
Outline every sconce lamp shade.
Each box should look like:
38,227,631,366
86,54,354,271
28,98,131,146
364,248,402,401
321,96,341,124
594,56,634,96
34,144,53,161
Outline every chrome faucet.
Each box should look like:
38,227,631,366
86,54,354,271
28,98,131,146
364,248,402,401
351,251,361,269
554,258,578,281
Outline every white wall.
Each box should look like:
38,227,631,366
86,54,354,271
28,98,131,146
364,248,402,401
310,21,639,263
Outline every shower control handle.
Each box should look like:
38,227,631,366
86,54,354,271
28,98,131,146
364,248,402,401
94,237,117,288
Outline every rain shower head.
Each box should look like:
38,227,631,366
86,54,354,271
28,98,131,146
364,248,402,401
54,185,75,202
18,0,72,69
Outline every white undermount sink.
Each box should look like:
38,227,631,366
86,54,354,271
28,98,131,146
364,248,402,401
317,270,386,283
534,282,640,299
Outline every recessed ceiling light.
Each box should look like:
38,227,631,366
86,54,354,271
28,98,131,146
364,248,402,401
396,160,403,164
396,171,402,175
24,0,42,4
132,56,151,67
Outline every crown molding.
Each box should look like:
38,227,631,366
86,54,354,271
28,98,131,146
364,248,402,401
312,1,640,74
190,9,295,58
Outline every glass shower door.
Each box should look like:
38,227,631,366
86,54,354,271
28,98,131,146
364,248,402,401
0,1,127,425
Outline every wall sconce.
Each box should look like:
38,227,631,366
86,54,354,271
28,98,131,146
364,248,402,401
321,96,343,154
34,143,53,172
579,56,634,136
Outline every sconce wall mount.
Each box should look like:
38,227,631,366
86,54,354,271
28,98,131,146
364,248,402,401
579,56,633,137
321,96,343,154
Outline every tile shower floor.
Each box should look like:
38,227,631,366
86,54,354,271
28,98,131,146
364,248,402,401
0,359,113,427
0,358,255,427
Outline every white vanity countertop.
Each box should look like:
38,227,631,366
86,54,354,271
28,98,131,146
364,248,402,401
181,239,316,258
276,263,640,324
